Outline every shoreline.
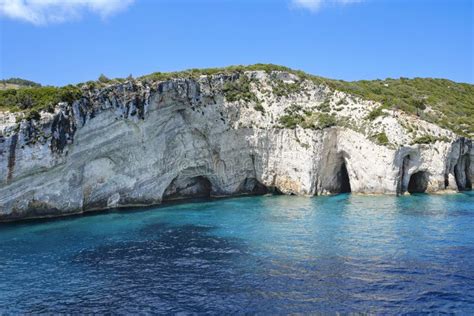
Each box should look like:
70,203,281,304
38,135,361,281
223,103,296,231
1,190,471,225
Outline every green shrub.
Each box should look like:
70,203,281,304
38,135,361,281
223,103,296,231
278,109,336,130
367,107,384,120
0,85,82,112
0,78,41,87
373,132,390,145
285,104,303,114
317,113,336,128
254,102,265,113
412,98,426,110
223,75,258,103
272,80,302,97
84,80,98,89
412,135,437,144
435,136,451,142
279,114,304,129
59,85,82,104
318,100,331,112
25,109,41,121
98,74,111,83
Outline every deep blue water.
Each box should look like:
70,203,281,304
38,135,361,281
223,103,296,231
0,193,473,314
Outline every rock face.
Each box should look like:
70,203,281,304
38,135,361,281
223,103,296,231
0,71,472,221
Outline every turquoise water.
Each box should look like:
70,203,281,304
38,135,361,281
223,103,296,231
0,193,473,313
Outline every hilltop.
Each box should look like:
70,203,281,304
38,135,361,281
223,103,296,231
0,78,41,90
0,64,472,138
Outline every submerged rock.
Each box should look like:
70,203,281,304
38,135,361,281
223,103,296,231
0,70,472,221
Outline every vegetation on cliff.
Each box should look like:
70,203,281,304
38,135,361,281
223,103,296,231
0,85,82,114
325,78,474,137
140,64,305,82
0,78,41,89
222,75,258,103
278,104,337,130
0,64,472,136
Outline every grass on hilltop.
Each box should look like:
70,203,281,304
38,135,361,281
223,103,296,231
0,78,41,89
0,85,82,113
139,64,309,82
0,64,472,137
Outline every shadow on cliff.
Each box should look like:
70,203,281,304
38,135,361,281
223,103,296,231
162,175,279,204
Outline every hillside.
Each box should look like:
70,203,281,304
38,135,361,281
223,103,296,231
0,78,41,90
0,65,472,138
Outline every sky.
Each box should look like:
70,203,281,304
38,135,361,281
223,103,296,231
0,0,472,86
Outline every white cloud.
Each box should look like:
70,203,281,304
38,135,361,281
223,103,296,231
292,0,362,12
0,0,135,25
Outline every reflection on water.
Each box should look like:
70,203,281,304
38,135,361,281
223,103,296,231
0,193,473,313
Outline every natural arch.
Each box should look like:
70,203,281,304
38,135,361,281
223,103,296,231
407,171,429,194
162,176,212,201
454,154,472,191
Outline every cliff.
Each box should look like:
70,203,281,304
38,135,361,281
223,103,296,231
0,66,472,221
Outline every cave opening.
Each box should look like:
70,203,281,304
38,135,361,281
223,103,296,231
407,171,429,194
238,178,269,195
337,161,352,193
162,176,212,201
326,159,352,195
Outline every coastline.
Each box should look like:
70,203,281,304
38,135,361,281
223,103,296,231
1,190,470,224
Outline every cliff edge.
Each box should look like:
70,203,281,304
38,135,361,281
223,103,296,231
0,65,472,221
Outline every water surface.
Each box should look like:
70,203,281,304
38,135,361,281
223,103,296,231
0,193,473,313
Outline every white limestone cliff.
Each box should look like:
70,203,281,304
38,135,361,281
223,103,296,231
0,71,472,221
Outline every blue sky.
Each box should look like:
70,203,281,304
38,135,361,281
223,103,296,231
0,0,472,86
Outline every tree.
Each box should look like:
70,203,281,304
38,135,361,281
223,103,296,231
98,74,111,83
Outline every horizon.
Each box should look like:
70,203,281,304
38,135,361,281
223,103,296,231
1,0,473,86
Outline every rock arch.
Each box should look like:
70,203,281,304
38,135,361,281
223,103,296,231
407,171,429,194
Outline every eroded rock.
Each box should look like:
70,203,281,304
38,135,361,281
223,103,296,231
0,71,472,221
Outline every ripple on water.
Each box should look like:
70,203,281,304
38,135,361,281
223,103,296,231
0,194,473,313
